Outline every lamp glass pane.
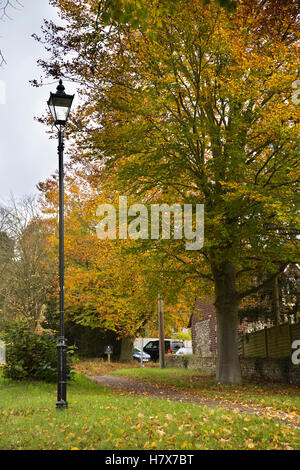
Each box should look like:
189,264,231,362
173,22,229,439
54,104,69,124
48,93,73,125
48,101,57,123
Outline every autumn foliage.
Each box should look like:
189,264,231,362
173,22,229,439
35,0,299,382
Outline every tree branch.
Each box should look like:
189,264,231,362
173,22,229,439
0,0,23,65
238,263,288,300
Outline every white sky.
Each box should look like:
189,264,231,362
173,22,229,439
0,0,78,202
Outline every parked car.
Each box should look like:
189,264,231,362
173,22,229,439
175,347,193,355
143,340,184,362
132,347,151,363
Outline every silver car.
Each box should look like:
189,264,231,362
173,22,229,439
133,347,151,362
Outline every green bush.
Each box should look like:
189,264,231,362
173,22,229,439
1,319,74,382
172,331,192,342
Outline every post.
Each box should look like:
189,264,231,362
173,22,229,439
140,336,144,368
158,294,165,368
56,129,68,409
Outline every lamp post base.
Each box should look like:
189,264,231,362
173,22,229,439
57,337,68,409
56,400,68,409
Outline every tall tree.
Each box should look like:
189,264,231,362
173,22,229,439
0,230,14,320
37,161,195,359
35,0,299,382
0,197,55,329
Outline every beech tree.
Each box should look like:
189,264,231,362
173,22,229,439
38,160,195,360
35,0,299,382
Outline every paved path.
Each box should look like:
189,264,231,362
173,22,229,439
88,375,300,428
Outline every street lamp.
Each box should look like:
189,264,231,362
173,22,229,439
48,79,74,409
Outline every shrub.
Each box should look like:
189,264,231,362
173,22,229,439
1,319,74,382
172,331,192,342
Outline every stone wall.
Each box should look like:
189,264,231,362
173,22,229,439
194,320,211,356
165,354,216,373
165,355,300,385
191,297,217,357
239,357,300,385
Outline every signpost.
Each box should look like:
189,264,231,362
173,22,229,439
104,345,113,363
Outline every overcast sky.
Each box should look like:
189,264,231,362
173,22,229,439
0,0,77,203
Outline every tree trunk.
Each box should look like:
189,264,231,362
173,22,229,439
119,336,134,362
212,261,242,384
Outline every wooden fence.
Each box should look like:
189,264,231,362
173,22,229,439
239,322,300,359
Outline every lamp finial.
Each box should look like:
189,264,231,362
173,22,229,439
56,79,65,95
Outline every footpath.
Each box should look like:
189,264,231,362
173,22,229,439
88,375,300,428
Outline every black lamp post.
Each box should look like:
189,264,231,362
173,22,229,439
48,80,74,409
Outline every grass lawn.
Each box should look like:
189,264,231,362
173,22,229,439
109,367,300,414
0,369,299,450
